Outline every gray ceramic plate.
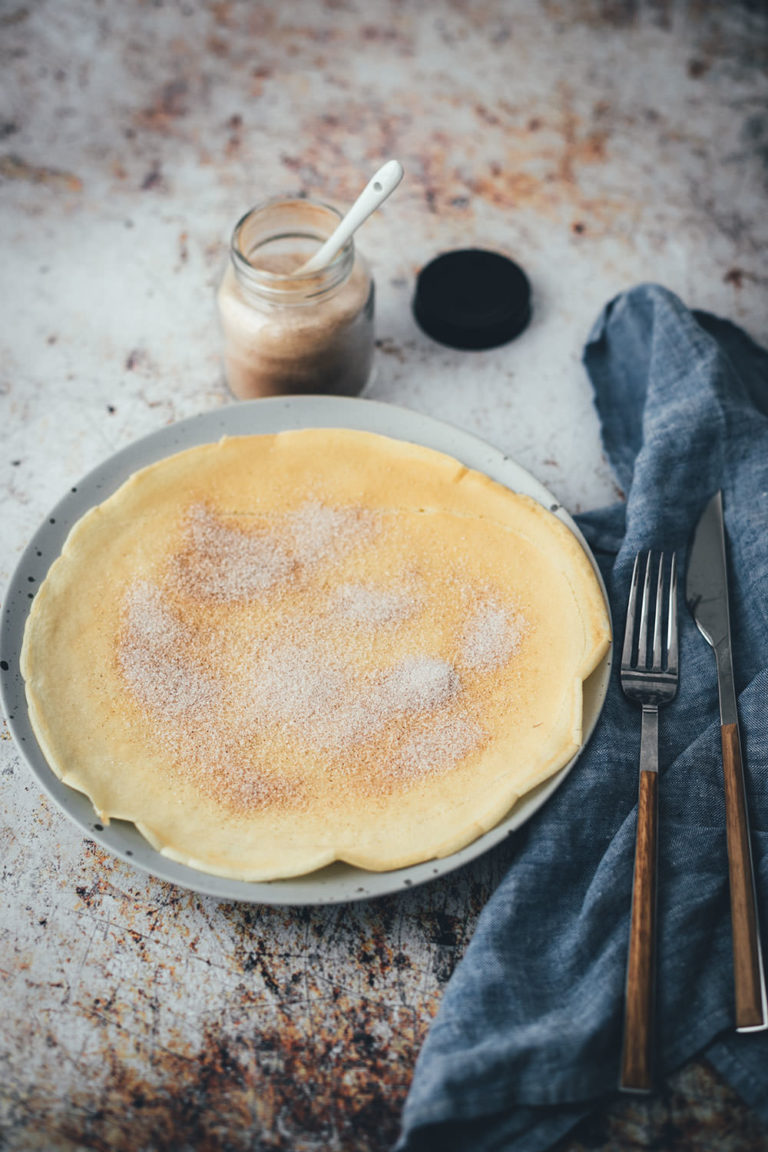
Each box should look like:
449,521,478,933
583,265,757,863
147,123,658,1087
0,396,612,905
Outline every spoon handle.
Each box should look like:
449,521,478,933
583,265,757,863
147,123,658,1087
299,160,403,274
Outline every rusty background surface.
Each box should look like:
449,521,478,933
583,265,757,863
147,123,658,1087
2,1,768,1149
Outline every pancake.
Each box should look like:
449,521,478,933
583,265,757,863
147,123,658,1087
20,429,611,881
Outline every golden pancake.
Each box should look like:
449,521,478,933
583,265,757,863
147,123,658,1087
20,429,610,881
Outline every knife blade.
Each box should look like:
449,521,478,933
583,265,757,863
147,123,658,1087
686,490,768,1031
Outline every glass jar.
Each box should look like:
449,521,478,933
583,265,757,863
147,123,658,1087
217,197,375,400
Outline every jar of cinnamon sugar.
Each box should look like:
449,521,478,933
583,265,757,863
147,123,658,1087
217,198,375,399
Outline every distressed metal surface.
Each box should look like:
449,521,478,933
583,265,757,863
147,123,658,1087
2,1,768,1149
557,1059,768,1151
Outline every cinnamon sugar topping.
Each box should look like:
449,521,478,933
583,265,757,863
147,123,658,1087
117,500,528,815
461,601,526,670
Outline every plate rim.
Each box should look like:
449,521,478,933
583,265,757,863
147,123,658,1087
0,395,612,905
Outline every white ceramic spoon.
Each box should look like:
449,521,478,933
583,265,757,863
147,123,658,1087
297,159,404,274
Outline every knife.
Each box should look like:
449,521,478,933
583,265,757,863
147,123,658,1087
686,490,768,1031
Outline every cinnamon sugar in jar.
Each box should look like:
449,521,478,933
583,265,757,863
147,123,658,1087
217,198,375,399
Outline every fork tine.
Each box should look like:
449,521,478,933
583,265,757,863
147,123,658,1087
622,553,642,669
666,552,678,677
651,552,664,671
637,552,653,669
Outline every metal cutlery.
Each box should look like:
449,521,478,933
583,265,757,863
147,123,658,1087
619,551,678,1092
686,490,768,1032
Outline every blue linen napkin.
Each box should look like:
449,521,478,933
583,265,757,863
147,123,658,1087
395,284,768,1151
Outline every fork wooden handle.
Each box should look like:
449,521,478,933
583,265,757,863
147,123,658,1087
721,723,768,1031
620,768,658,1092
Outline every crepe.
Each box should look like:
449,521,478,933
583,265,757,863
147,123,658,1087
20,429,611,881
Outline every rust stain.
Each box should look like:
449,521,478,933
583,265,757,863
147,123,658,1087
224,112,243,158
14,912,434,1151
549,95,610,188
54,842,500,1147
206,33,230,58
0,7,29,27
460,93,624,231
124,348,161,377
557,1058,768,1152
0,153,82,192
135,78,193,136
687,56,712,79
210,1,237,28
77,840,193,922
285,81,625,229
375,337,407,363
541,0,643,31
358,22,415,54
140,161,167,192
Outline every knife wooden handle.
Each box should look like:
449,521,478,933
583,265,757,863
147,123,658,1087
721,723,767,1031
620,768,658,1091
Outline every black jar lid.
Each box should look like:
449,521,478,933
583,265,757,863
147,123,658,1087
412,248,531,350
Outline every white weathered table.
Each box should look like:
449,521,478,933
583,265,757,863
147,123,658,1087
2,3,767,1148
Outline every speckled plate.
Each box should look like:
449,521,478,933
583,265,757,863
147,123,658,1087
1,396,612,905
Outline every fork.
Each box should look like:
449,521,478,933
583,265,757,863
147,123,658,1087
619,550,678,1093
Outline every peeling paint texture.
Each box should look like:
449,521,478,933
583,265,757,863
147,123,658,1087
2,2,768,1149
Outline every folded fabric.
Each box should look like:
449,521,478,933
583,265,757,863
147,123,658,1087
395,284,768,1151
